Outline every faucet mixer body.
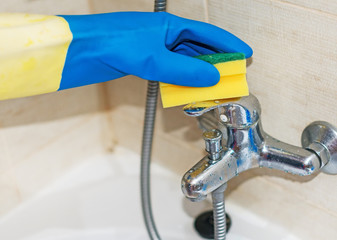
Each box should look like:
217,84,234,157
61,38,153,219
182,94,337,201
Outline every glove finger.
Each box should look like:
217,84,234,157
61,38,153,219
168,16,253,58
172,42,218,56
141,50,220,87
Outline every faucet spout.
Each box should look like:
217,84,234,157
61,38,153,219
181,149,237,201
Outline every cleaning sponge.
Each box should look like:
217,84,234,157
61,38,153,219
159,53,248,108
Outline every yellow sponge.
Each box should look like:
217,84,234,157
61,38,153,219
159,53,248,108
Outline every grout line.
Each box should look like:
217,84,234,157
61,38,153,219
203,0,210,23
98,83,117,152
87,0,95,14
258,0,337,20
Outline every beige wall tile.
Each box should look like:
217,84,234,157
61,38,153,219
0,0,91,15
0,86,104,168
0,85,103,127
89,0,154,13
268,172,337,216
90,0,207,21
228,176,337,239
167,0,207,21
280,0,337,16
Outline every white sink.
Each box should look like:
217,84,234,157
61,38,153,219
0,146,300,240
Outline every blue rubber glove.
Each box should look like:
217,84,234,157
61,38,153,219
60,12,252,89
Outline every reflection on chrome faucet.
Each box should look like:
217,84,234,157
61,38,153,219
181,94,337,202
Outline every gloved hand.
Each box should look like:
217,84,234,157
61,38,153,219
60,12,253,89
0,12,252,100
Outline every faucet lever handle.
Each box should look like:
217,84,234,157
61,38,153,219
183,98,240,117
183,94,261,129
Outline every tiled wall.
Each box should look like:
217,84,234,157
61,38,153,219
0,0,336,239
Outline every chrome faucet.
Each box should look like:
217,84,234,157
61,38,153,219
181,94,337,205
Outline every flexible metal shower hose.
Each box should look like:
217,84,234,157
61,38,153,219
140,2,166,240
140,1,226,239
140,80,161,240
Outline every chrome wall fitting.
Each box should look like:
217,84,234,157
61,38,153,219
181,94,337,202
302,121,337,174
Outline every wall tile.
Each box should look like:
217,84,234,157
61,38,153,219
0,86,104,169
89,0,153,13
0,0,91,15
167,0,207,21
280,0,337,16
89,0,207,21
228,176,337,239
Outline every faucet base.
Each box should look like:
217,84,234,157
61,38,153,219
302,121,337,175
